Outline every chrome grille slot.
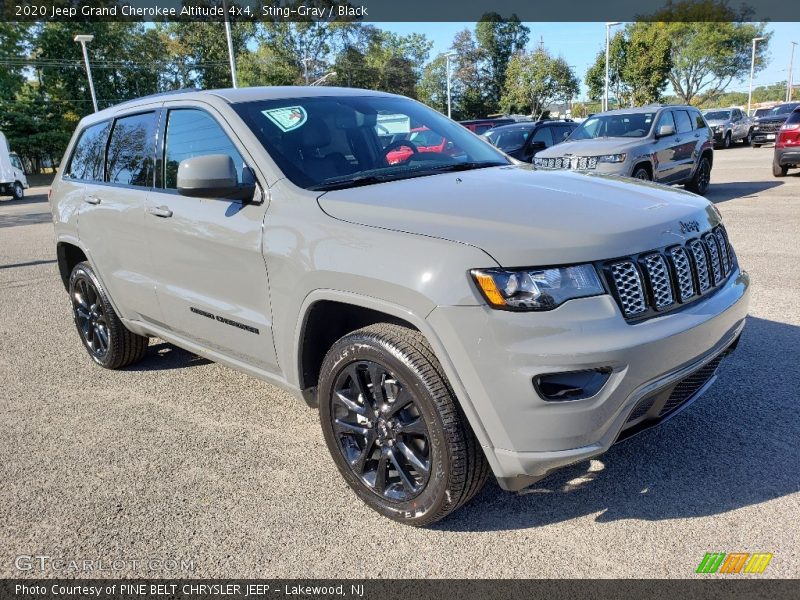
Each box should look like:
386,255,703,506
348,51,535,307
668,246,695,301
704,233,723,283
610,261,647,317
688,239,711,292
642,254,674,309
603,226,736,322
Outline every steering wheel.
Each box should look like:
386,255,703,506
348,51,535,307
381,140,419,165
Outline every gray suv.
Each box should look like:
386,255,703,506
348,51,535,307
50,88,749,526
702,108,753,148
534,105,714,195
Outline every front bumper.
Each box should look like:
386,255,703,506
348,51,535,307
752,131,779,144
427,268,750,491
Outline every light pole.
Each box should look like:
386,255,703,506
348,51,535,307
748,36,766,114
301,57,312,85
444,51,456,119
221,0,238,88
73,34,98,113
311,71,336,86
604,22,622,112
788,42,798,102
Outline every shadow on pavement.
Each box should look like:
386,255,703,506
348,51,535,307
706,181,784,203
0,259,57,270
437,315,799,532
128,342,212,371
0,212,53,228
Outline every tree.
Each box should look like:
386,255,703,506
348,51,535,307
501,48,579,117
416,55,448,115
585,32,630,106
475,14,530,113
650,0,769,104
0,23,30,97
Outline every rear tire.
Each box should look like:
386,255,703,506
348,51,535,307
685,156,711,195
68,261,149,369
773,161,788,177
318,323,489,526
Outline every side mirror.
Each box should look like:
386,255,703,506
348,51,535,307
527,140,547,158
177,154,257,201
656,124,675,138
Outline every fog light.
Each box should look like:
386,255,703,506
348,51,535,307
534,368,611,401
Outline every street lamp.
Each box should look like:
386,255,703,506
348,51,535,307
604,22,622,112
788,42,798,102
73,34,98,113
748,36,766,114
444,51,457,119
221,0,238,88
311,71,336,86
301,57,312,85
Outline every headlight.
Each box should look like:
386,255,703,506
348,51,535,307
471,265,605,311
596,153,626,163
753,125,760,130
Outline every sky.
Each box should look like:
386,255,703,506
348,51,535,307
380,22,800,98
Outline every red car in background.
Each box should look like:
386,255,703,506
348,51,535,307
385,127,459,164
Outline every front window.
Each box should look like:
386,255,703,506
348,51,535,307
484,127,533,152
703,110,731,121
232,96,509,191
567,112,656,140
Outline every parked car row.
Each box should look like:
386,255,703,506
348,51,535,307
701,108,753,148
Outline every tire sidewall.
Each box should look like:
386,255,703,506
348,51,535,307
13,182,24,200
318,334,453,524
632,167,651,181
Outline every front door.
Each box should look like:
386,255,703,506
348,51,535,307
144,105,278,373
652,110,682,182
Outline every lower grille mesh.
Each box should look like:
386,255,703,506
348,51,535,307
658,354,724,416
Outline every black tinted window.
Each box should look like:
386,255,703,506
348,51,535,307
164,109,245,189
693,112,707,129
675,110,693,133
66,121,110,181
786,110,800,125
106,112,156,187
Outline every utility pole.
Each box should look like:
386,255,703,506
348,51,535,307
302,56,311,85
74,34,98,112
748,37,766,114
444,51,456,119
604,22,622,112
221,0,238,87
788,42,798,102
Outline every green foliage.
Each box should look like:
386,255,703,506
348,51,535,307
475,14,530,113
501,49,579,116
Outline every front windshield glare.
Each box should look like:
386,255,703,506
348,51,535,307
568,112,656,140
232,96,509,190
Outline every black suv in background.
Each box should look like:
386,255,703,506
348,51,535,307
752,102,800,147
482,120,578,162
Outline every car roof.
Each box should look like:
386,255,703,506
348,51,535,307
593,105,697,116
78,86,402,126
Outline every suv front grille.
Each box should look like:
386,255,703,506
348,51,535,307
603,225,736,321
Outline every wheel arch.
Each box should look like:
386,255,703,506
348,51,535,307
56,241,89,291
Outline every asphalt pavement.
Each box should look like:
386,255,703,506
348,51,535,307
1,146,798,578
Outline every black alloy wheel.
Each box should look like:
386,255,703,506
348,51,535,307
72,273,110,361
632,167,651,181
686,157,711,195
331,360,431,502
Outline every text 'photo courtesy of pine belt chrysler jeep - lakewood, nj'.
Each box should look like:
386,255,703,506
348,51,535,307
49,87,749,526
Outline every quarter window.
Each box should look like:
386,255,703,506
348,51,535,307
693,112,707,130
674,110,693,134
66,121,110,182
106,112,156,187
164,109,245,190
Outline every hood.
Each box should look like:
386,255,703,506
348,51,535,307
756,115,789,124
317,165,719,267
535,137,645,158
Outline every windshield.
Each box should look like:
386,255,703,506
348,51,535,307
703,110,731,120
568,112,656,140
754,108,771,117
232,96,509,190
769,103,800,116
484,127,532,151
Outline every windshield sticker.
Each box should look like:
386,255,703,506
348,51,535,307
262,106,308,132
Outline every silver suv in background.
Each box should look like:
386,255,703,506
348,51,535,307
534,105,714,195
49,88,748,526
702,108,753,148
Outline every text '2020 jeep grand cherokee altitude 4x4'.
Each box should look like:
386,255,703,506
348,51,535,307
50,88,749,526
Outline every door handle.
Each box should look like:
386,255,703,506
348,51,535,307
147,205,173,218
85,195,101,205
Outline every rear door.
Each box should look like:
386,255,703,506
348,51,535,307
76,111,161,322
671,109,697,181
144,104,278,373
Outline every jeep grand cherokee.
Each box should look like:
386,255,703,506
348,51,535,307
49,88,749,526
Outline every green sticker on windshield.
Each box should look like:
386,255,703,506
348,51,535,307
262,106,308,132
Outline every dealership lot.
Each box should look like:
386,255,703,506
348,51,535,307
1,147,798,578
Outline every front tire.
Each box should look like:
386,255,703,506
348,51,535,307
685,156,711,195
632,166,652,181
69,262,149,369
722,132,732,149
12,181,24,200
318,323,489,526
742,130,752,145
752,143,762,148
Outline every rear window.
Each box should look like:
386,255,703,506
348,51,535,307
693,112,707,129
65,121,110,182
106,112,157,187
786,110,800,125
674,110,693,134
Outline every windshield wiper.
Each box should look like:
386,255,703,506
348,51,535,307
425,161,507,173
310,175,390,192
310,162,506,192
